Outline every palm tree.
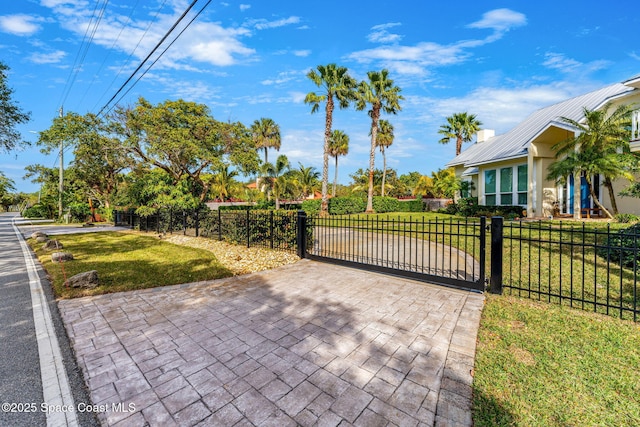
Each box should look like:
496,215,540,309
259,154,292,210
356,69,403,213
412,175,434,198
210,165,239,201
438,112,482,156
305,64,357,215
430,168,460,198
551,103,634,216
375,119,394,197
328,130,349,197
292,163,320,199
251,118,281,164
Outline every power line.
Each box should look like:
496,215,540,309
59,0,110,109
97,0,201,117
76,0,142,111
90,0,169,113
102,0,213,116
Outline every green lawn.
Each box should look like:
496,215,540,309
29,231,233,298
473,294,640,426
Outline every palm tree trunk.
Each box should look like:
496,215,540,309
604,177,618,215
321,98,334,217
586,176,613,219
456,136,463,156
332,156,338,197
366,108,380,213
381,150,387,197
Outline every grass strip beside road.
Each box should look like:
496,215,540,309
473,294,640,427
29,231,234,299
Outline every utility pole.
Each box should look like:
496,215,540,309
59,106,63,219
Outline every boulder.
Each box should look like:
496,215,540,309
51,252,74,263
65,270,99,289
36,236,49,243
31,231,47,239
42,239,63,251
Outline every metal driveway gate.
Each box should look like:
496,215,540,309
297,213,487,292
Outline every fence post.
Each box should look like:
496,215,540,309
246,208,251,248
490,216,504,294
182,211,187,235
195,210,200,237
479,216,487,288
270,210,274,249
296,210,307,258
218,209,222,241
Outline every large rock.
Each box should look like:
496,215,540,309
31,231,48,239
36,236,49,243
51,252,74,263
42,239,63,251
65,270,99,289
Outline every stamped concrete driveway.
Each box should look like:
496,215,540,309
59,259,484,426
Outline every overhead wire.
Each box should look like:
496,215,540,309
90,0,170,114
76,0,142,111
58,0,110,109
97,0,201,117
101,0,213,116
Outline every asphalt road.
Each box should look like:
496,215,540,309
0,212,99,427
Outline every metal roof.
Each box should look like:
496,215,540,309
447,82,637,168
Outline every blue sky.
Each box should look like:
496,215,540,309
1,0,639,193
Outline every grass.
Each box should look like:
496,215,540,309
473,294,640,426
29,231,233,298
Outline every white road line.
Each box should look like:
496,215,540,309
12,220,79,427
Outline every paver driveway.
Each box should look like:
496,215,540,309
59,259,484,426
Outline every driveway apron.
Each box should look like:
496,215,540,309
59,259,484,426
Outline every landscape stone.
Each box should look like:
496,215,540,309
64,270,99,289
36,236,49,243
31,231,48,239
51,252,74,263
42,239,63,251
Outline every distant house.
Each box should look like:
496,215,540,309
446,75,640,218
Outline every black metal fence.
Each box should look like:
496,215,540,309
113,209,300,252
497,218,639,322
114,209,640,321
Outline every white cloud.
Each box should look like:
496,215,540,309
252,16,300,30
239,4,251,11
348,9,526,76
261,70,302,86
0,14,43,36
293,49,311,57
467,8,527,32
28,50,67,64
542,52,609,74
368,22,403,44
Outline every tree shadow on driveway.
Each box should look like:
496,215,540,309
59,259,484,426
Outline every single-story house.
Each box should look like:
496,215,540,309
446,75,640,218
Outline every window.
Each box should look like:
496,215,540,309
632,110,640,141
485,170,496,205
500,167,513,205
517,165,528,205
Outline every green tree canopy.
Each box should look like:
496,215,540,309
117,97,260,205
0,62,30,152
251,117,281,164
328,129,349,197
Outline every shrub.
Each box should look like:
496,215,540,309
23,203,52,219
397,199,424,212
67,202,92,222
614,213,639,224
597,223,640,272
372,196,400,213
328,197,366,215
301,199,321,215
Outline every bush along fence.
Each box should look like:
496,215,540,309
115,209,639,322
113,209,303,253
